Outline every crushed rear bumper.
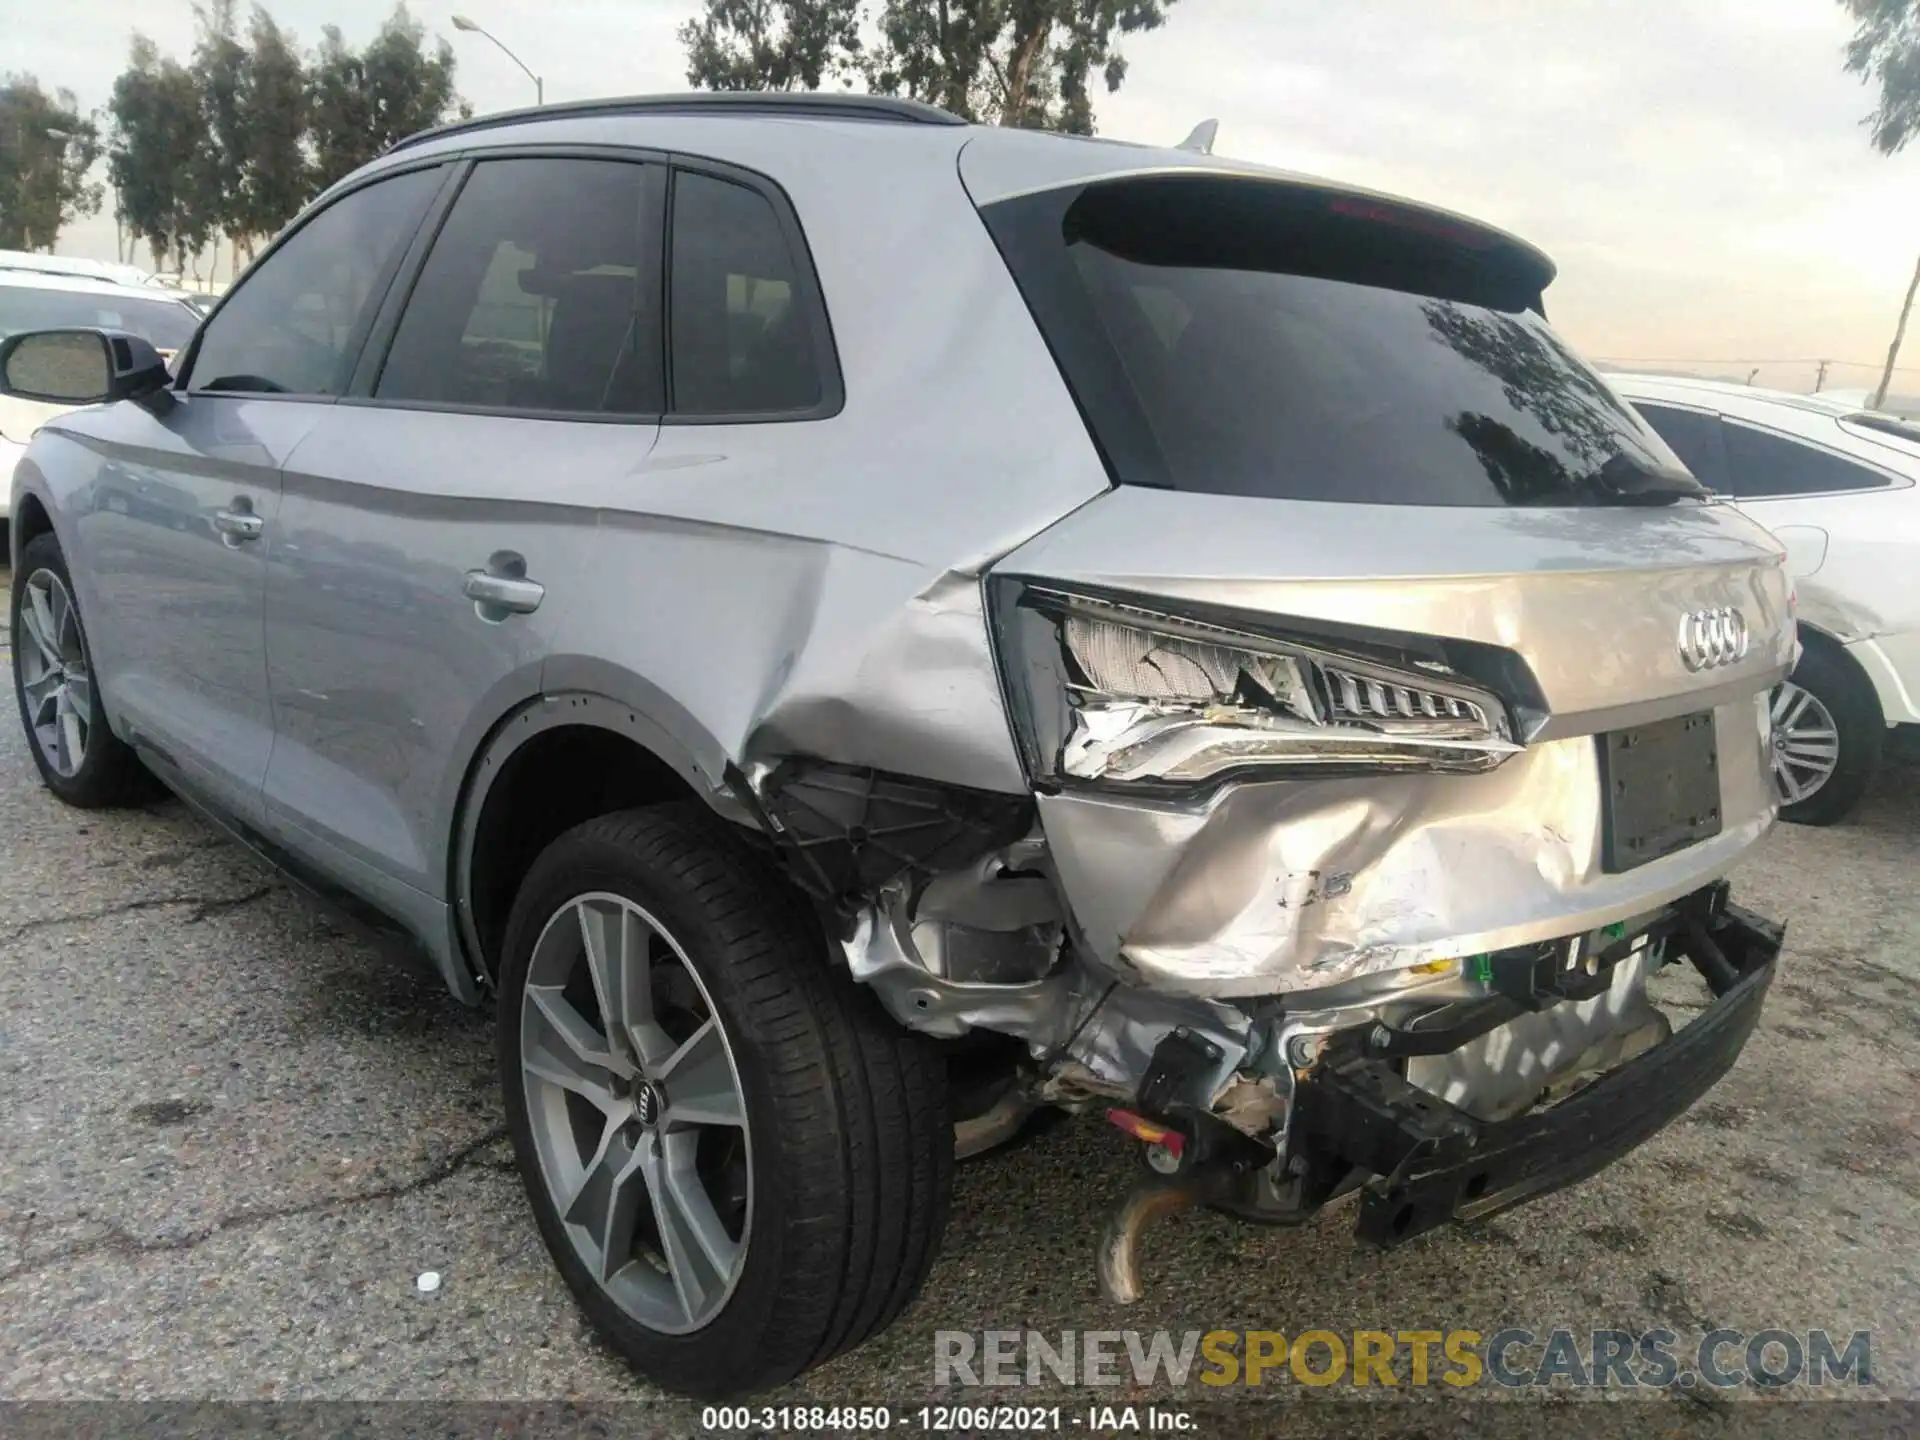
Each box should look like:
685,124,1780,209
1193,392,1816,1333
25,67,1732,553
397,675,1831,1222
1290,892,1782,1247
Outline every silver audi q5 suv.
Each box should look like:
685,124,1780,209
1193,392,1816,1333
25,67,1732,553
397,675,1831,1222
5,93,1792,1397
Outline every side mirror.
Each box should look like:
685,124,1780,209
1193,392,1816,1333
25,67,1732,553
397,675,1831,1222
0,328,170,407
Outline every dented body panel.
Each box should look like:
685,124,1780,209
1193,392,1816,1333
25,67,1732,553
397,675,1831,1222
1036,693,1772,996
993,486,1791,995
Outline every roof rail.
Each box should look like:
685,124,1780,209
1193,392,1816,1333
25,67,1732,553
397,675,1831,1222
388,91,968,155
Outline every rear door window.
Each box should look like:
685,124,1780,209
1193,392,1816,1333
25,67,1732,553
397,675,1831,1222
982,176,1701,507
1632,402,1729,491
1721,422,1894,498
376,157,663,415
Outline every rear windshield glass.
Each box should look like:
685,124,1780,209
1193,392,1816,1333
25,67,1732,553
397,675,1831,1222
982,176,1701,506
0,284,200,354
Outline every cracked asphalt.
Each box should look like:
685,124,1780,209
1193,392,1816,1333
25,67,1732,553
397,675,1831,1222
3,550,1919,1428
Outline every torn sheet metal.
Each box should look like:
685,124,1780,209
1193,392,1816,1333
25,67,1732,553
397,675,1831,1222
842,902,1078,1044
842,878,1252,1104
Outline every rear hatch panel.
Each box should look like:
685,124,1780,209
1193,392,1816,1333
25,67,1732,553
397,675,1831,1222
991,487,1791,998
969,162,1793,997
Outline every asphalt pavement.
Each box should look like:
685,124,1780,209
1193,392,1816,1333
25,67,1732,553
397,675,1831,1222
3,550,1918,1431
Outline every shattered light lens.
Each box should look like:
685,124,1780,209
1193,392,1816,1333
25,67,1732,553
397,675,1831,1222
997,587,1519,788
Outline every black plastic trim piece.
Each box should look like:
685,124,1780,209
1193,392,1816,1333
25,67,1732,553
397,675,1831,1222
1596,709,1723,873
752,760,1033,913
1290,891,1782,1249
346,157,475,401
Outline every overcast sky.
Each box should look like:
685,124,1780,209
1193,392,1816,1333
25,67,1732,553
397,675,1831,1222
15,0,1920,394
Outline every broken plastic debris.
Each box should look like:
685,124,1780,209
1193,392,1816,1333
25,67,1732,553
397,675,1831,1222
415,1271,442,1294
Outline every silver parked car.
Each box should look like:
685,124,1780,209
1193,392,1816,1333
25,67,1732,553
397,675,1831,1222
6,94,1793,1397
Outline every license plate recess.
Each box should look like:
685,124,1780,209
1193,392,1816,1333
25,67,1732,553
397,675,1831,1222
1598,711,1721,873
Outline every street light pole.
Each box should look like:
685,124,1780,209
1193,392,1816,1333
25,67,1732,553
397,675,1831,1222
450,14,543,105
15,123,75,252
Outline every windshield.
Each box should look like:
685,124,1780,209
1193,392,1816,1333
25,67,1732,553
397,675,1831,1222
984,175,1703,507
0,285,200,354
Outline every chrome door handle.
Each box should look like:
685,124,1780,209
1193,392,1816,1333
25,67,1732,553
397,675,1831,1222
464,568,545,620
213,508,264,542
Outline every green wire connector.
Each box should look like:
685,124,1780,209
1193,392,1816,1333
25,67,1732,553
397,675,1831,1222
1604,922,1627,941
1468,953,1493,984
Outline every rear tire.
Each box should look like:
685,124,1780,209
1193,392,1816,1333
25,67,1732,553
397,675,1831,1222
1772,643,1881,826
497,804,952,1398
10,531,158,808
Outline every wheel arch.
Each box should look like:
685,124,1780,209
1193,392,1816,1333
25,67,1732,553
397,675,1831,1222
8,488,55,568
449,660,754,990
1794,620,1886,726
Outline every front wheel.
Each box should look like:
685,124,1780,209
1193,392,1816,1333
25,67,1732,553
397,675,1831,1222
498,805,952,1398
11,531,157,807
1769,643,1882,826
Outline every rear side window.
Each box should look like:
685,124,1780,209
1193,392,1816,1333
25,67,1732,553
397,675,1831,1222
188,166,440,396
1633,402,1729,491
377,158,663,415
1721,422,1892,498
668,169,826,418
983,176,1701,507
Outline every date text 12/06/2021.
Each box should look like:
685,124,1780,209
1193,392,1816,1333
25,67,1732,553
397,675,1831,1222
700,1406,1193,1432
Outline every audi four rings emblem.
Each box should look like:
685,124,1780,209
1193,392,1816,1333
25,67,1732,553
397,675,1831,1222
1676,607,1751,672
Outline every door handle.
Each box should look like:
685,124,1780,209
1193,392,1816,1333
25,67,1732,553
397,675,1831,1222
213,506,264,543
464,555,545,621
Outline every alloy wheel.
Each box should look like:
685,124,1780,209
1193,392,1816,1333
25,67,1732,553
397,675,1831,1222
16,569,92,778
1769,680,1839,806
518,892,752,1334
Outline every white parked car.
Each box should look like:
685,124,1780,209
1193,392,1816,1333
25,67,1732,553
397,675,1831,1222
1610,373,1920,823
0,248,159,289
0,271,202,520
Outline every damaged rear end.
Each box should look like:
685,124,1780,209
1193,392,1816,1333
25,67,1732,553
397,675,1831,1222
756,159,1794,1294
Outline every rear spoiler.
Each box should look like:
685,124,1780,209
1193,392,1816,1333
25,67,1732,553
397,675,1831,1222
1057,173,1553,314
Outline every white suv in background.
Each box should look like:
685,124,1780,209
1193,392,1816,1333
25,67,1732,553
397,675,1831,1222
0,271,203,520
1612,373,1920,823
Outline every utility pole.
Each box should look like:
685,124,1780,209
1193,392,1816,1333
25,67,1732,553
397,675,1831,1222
1815,359,1829,392
1874,250,1920,410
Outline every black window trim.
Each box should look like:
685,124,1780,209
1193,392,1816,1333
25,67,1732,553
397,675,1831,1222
1721,416,1911,500
172,155,457,402
342,143,671,426
661,151,845,426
